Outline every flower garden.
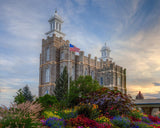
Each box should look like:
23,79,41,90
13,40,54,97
1,87,160,128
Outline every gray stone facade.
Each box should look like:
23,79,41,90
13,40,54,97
39,34,126,96
39,11,126,96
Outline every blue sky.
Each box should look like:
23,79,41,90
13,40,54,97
0,0,160,106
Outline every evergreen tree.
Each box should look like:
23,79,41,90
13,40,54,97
54,66,68,101
22,85,34,102
14,85,34,104
14,89,25,104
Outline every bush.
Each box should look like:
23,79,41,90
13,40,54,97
0,101,43,128
111,116,131,128
69,114,98,127
37,94,58,109
94,115,111,124
80,87,135,115
67,76,100,107
60,109,78,120
43,111,61,119
45,117,66,128
77,103,99,119
128,109,143,121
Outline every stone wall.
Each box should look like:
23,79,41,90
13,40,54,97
39,34,126,96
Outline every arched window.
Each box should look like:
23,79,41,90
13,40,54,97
60,52,64,60
85,68,88,76
100,77,103,85
118,77,121,85
56,22,58,30
45,68,50,82
46,47,50,61
91,70,94,79
72,52,75,60
72,66,74,80
59,24,61,31
60,66,63,74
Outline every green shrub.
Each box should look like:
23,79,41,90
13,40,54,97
36,94,58,109
67,76,100,107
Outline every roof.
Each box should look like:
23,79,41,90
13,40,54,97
135,99,160,105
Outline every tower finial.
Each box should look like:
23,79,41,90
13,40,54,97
55,8,57,13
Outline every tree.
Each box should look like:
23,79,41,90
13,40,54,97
67,75,100,107
14,89,25,104
14,85,34,104
22,85,33,102
54,66,68,101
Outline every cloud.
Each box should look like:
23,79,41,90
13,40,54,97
153,83,160,86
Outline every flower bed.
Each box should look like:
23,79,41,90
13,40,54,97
1,88,160,128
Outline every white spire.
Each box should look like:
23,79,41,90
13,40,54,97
100,42,112,61
45,9,65,38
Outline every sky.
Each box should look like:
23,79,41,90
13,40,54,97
0,0,160,106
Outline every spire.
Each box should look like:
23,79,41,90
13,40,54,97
55,8,57,13
45,9,65,38
100,42,112,61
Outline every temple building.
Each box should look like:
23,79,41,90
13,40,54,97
39,11,127,96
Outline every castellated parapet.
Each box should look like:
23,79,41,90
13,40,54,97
39,34,126,96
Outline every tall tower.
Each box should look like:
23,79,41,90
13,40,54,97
39,10,68,96
100,43,112,61
45,10,65,38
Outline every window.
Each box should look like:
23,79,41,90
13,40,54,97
56,22,58,30
45,68,50,82
91,70,94,79
61,52,64,60
118,77,121,85
85,68,88,75
60,66,63,74
72,66,74,80
46,47,50,61
59,24,61,31
100,77,103,85
72,53,75,60
45,90,49,95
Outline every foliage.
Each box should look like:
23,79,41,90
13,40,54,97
14,85,34,104
141,117,151,123
69,114,98,127
45,117,66,128
94,115,111,124
36,94,58,109
43,111,61,119
80,87,135,115
69,114,111,128
77,103,99,119
14,89,26,104
60,109,78,120
67,75,100,107
132,122,153,128
22,85,34,101
111,116,131,128
0,101,43,128
54,66,68,101
128,109,143,121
